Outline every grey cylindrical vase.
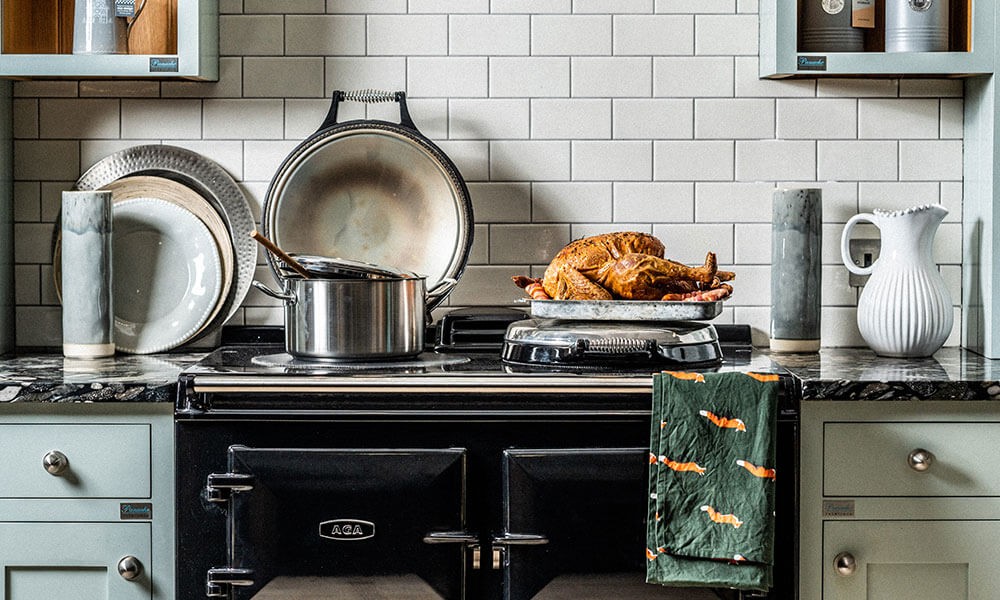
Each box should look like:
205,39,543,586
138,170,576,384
770,188,822,353
61,190,114,358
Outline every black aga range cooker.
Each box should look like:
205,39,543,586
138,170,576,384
175,318,799,600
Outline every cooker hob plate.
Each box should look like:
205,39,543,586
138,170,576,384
251,352,470,373
501,319,722,368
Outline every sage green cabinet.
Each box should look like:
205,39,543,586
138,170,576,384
0,404,173,600
801,401,1000,600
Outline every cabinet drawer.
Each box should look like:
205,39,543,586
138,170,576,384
0,522,151,599
822,520,1000,599
824,421,1000,497
0,424,151,498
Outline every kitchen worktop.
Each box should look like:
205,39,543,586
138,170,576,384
0,347,999,403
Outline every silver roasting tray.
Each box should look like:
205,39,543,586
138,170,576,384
526,299,723,321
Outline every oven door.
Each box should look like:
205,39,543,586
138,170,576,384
205,446,470,599
497,448,737,600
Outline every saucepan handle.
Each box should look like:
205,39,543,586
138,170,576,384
252,280,297,304
841,213,878,276
318,89,417,132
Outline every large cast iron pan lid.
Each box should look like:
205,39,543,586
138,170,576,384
262,90,473,310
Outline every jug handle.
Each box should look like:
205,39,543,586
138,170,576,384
841,213,877,276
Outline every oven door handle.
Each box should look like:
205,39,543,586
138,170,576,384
491,532,549,546
423,531,479,544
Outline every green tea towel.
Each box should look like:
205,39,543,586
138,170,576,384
646,371,779,591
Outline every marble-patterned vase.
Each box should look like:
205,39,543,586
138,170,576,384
840,204,953,357
770,188,822,353
61,190,114,358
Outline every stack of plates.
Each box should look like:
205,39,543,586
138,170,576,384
62,145,257,354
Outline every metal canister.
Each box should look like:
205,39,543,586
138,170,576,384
800,0,865,53
885,0,949,52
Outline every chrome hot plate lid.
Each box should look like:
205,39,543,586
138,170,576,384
501,319,723,368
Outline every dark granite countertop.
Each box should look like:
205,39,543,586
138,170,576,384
1,347,999,404
0,353,205,403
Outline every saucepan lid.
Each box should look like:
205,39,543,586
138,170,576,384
262,90,473,310
279,254,419,280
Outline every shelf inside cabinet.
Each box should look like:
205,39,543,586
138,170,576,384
761,0,993,78
0,0,217,80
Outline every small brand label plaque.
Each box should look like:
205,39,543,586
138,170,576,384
149,57,179,73
120,502,153,520
822,499,855,517
798,55,828,71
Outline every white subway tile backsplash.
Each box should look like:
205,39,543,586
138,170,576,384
817,140,897,181
368,15,448,55
613,15,693,56
736,140,815,181
449,99,530,139
613,99,692,139
14,141,79,181
696,181,774,222
572,140,652,181
654,140,734,181
859,99,938,139
695,98,774,139
39,99,119,139
532,99,611,139
612,182,694,222
572,58,652,97
8,3,968,349
408,58,489,97
531,182,613,222
776,99,856,139
533,15,611,56
220,15,284,56
491,141,571,181
575,0,652,13
325,58,407,95
450,15,529,56
694,14,757,56
489,57,570,97
121,99,202,139
899,140,962,181
656,0,735,13
491,0,570,13
651,223,734,263
285,15,366,55
204,99,285,139
654,57,733,97
940,99,964,139
468,182,531,222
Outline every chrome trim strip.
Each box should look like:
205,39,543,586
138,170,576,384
193,384,650,394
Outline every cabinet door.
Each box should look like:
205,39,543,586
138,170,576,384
0,522,151,600
823,520,1000,599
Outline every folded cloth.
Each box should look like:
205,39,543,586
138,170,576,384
646,371,779,591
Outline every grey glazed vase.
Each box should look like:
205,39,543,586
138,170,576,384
770,188,822,353
61,190,114,358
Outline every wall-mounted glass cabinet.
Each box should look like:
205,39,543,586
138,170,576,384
760,0,993,78
0,0,217,80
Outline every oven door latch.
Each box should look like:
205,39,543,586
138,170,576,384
206,567,254,597
204,472,256,504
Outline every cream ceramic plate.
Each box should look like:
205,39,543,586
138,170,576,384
113,197,223,354
100,175,233,335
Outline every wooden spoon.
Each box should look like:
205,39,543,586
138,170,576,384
250,230,312,279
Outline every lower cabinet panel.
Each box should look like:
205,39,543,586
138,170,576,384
822,520,1000,600
0,522,151,600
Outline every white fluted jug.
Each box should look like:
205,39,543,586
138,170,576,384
841,204,953,357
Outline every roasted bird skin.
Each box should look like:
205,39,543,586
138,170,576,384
532,232,726,301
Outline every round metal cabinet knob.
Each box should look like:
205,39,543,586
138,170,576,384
42,450,69,475
117,555,143,581
908,448,935,472
833,551,857,576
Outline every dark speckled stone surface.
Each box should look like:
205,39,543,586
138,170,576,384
1,347,999,404
0,353,205,403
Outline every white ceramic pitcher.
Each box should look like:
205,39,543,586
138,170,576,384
840,204,953,357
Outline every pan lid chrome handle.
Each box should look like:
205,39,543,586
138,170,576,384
322,90,416,132
427,278,458,301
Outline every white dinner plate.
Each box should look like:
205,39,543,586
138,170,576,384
113,197,223,354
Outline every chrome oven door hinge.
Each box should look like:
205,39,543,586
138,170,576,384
206,567,254,597
204,472,255,504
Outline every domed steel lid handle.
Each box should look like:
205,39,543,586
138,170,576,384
42,450,69,475
834,551,857,576
117,555,143,581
